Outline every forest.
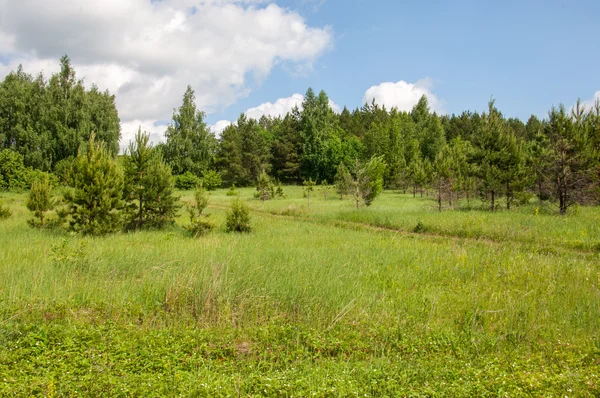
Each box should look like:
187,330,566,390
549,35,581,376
1,57,599,217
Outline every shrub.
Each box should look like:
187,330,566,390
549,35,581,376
202,170,222,191
226,198,251,233
0,149,30,191
26,172,56,228
186,185,215,237
226,184,239,196
174,171,200,190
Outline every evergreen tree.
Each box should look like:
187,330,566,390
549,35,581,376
545,104,596,213
63,133,123,235
186,185,215,237
123,129,179,231
26,172,55,228
255,170,275,202
334,163,353,199
226,198,251,233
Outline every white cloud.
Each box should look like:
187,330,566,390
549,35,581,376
362,78,445,113
245,93,304,120
212,92,340,133
579,91,600,112
210,120,233,137
0,0,332,146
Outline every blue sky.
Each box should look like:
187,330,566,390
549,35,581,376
0,0,599,144
209,0,600,124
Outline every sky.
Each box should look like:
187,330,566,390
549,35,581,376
0,0,599,147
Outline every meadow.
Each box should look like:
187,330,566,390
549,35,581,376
0,187,599,396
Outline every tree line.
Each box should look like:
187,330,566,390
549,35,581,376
1,57,599,215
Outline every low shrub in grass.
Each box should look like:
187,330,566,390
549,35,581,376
226,198,251,233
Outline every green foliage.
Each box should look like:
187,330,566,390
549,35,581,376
26,172,56,228
63,133,124,235
50,238,89,271
53,157,75,186
123,129,179,231
217,115,272,187
303,178,316,208
163,86,216,176
334,163,353,199
254,170,275,201
226,184,239,196
0,57,120,170
352,156,387,207
0,148,29,190
185,185,215,237
201,169,222,191
173,171,200,190
226,198,251,233
275,183,285,198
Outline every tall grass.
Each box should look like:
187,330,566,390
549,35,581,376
1,189,599,395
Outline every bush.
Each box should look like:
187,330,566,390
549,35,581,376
0,149,30,191
226,198,251,233
185,185,215,237
27,169,59,189
226,184,239,196
174,171,200,190
0,200,11,219
202,170,222,191
26,172,56,228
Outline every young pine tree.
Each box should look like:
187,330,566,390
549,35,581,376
334,163,352,200
303,178,316,208
186,185,215,237
226,198,251,233
123,129,179,230
26,172,55,228
63,133,124,235
255,170,275,202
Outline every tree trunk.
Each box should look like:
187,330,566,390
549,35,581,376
490,190,495,212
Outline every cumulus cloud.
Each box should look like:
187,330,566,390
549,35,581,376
210,92,340,134
245,93,304,120
579,90,600,112
362,78,445,113
210,120,234,137
0,0,332,145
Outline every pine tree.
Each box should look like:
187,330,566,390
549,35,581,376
255,170,275,202
123,128,179,230
334,163,352,199
63,133,123,235
186,185,215,237
226,198,251,233
26,172,55,227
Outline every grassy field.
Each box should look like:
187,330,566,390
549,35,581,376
1,186,599,396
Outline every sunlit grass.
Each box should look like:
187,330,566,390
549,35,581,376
1,188,599,395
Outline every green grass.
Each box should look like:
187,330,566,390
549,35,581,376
0,188,599,396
